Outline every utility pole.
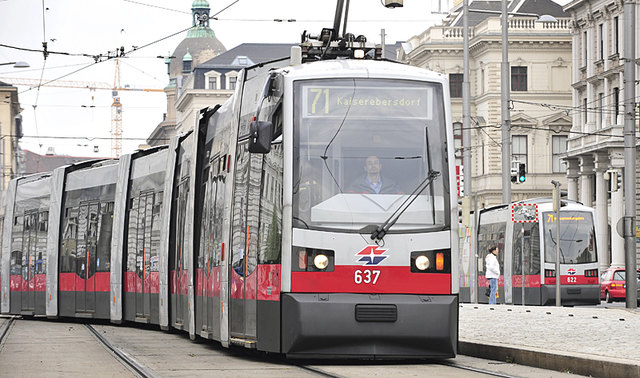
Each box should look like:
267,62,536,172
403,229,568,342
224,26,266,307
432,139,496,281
501,0,511,205
463,0,476,303
623,0,637,309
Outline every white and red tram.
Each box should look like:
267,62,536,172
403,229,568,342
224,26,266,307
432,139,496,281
460,198,599,306
1,40,459,358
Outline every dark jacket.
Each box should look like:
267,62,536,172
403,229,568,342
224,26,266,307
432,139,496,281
347,175,398,194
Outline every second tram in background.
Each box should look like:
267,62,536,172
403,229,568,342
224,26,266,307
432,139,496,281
460,198,599,306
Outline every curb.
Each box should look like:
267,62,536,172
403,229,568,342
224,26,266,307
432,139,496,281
459,340,640,378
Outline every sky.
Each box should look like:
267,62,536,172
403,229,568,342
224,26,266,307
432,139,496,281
0,0,453,158
0,0,568,159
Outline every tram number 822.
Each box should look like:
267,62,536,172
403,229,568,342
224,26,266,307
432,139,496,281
354,269,381,284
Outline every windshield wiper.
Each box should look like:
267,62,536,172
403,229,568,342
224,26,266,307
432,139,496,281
369,170,440,242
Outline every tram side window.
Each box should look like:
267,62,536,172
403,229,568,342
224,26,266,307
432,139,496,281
512,223,540,275
10,215,23,275
36,211,48,274
150,193,162,272
258,144,283,264
61,207,79,273
96,202,113,272
212,169,226,265
477,222,506,273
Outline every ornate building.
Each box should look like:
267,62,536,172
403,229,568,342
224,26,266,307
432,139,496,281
562,0,640,267
398,0,572,210
147,0,226,146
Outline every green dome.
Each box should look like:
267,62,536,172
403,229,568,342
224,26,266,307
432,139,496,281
192,0,209,8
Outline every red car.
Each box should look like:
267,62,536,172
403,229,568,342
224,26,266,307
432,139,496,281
600,268,640,303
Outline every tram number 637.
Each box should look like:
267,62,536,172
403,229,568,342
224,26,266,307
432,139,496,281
354,269,380,285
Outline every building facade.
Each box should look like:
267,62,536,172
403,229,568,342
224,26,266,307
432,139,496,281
562,0,640,268
0,81,22,201
147,0,226,146
399,0,573,211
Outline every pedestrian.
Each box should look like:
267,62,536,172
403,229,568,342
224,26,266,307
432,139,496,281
485,245,500,304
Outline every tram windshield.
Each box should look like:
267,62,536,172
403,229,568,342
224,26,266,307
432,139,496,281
293,78,449,232
542,211,597,263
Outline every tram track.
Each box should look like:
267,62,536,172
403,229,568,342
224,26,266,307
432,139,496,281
0,317,16,349
85,324,156,378
437,359,521,378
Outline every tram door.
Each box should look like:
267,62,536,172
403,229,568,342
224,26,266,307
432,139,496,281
20,212,37,311
199,170,215,335
76,202,99,313
230,147,261,341
134,193,154,320
173,179,189,327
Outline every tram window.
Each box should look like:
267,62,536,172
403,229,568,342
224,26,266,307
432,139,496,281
477,222,506,273
150,193,162,272
258,144,283,264
36,211,48,274
96,202,113,272
61,208,78,273
10,215,23,275
512,223,540,275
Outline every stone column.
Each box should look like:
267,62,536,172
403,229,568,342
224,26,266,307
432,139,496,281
579,156,594,207
566,158,580,201
593,153,610,269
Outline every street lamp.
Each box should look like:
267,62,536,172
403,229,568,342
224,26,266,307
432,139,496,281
0,61,30,68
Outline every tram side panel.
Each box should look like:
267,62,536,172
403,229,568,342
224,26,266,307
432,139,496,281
58,162,118,319
2,174,51,316
169,133,195,332
122,148,168,325
227,61,287,351
194,104,229,341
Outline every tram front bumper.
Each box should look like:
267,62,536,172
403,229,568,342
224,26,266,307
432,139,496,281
541,284,601,306
281,293,458,359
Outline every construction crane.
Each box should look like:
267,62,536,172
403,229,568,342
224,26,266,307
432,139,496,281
0,65,163,157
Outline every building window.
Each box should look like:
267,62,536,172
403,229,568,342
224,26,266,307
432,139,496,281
583,98,588,125
613,16,619,55
598,24,604,61
449,73,463,98
228,76,237,90
182,60,191,74
613,87,620,121
552,135,567,173
583,31,588,67
597,92,603,128
208,77,217,90
511,66,527,91
512,135,527,167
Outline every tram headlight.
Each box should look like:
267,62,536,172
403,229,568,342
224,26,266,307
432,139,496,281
415,255,430,271
314,254,329,270
353,49,365,59
410,250,450,273
292,246,335,272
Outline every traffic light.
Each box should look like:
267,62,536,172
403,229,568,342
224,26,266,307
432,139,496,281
518,163,526,183
610,171,622,192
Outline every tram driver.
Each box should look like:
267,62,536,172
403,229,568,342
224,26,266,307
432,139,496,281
347,155,398,194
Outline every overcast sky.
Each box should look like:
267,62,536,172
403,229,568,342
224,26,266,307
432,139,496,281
0,0,566,159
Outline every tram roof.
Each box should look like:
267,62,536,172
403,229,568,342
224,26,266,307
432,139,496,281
281,59,447,84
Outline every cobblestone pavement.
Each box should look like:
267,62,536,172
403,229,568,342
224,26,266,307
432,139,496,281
459,303,640,363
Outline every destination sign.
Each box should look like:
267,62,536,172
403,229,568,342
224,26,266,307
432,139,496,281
302,86,433,119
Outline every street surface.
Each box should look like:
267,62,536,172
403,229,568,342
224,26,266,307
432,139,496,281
0,316,578,377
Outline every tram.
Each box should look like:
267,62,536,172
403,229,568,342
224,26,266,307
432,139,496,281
1,28,459,359
460,198,599,306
